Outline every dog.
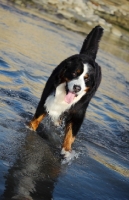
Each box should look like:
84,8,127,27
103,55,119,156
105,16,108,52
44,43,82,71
29,25,103,158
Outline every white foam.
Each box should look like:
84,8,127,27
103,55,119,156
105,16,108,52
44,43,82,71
25,123,35,131
61,148,79,165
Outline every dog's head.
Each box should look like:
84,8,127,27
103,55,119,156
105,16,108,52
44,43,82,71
59,56,95,103
55,26,103,104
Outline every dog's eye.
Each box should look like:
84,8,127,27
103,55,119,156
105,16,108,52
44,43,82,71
84,75,89,82
84,78,89,83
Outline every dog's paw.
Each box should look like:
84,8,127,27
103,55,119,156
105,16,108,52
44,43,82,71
25,122,35,131
60,148,71,158
26,119,39,131
60,148,79,164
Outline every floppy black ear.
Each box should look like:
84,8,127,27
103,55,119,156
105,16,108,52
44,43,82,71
80,25,104,60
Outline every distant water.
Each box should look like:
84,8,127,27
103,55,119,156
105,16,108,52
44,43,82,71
0,1,129,200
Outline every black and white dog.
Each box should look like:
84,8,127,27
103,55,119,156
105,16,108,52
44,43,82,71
29,25,103,158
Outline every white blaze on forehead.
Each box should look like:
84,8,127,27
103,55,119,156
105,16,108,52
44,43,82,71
67,63,89,95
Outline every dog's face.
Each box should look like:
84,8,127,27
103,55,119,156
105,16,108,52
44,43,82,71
66,63,92,95
61,57,95,104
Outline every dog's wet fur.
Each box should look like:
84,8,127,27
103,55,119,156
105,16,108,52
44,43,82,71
29,25,103,158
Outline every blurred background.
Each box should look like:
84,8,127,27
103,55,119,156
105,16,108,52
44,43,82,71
8,0,129,40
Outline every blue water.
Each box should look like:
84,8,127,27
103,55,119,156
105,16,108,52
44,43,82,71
0,1,129,200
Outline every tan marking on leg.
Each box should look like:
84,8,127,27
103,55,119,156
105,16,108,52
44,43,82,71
62,123,75,151
29,114,46,131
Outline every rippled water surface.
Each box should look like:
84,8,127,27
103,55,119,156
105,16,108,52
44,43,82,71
0,1,129,200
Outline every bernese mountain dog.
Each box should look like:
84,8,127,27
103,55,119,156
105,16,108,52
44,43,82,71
29,25,103,158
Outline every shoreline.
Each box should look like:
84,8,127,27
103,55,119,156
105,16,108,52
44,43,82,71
6,0,129,42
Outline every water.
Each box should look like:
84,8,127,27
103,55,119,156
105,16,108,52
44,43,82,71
0,1,129,200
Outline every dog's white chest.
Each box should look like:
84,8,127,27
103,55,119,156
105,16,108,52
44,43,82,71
44,83,71,125
44,82,86,125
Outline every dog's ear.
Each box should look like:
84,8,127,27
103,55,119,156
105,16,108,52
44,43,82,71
80,25,104,60
54,64,68,87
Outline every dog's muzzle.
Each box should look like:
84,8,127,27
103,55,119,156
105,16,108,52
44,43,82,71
73,84,81,93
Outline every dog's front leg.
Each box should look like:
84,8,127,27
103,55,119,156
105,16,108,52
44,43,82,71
29,113,46,131
62,123,75,152
29,105,47,131
61,110,85,158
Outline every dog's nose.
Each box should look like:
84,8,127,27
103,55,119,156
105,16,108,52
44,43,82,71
73,85,81,93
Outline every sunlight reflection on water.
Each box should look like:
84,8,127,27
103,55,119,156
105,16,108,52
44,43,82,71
0,1,129,200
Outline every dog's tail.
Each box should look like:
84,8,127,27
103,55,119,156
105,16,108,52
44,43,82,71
80,25,104,60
